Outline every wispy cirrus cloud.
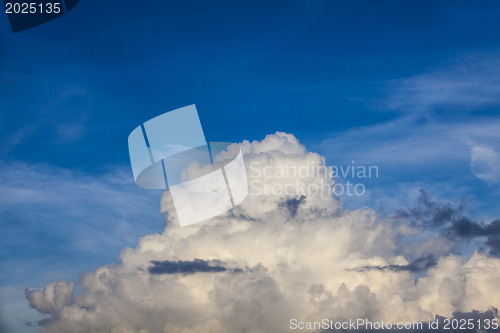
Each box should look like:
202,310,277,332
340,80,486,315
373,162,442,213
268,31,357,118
384,53,500,113
315,68,500,222
0,74,91,155
316,116,500,212
0,161,160,333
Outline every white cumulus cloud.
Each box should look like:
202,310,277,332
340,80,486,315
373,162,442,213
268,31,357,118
26,132,500,333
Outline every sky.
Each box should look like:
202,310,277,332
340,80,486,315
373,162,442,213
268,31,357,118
1,1,500,332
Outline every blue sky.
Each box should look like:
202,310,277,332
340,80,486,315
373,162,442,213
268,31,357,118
1,1,500,332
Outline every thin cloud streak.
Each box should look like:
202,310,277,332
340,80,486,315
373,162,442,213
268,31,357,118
385,53,500,113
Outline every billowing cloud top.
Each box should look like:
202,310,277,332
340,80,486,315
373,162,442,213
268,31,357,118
26,132,500,333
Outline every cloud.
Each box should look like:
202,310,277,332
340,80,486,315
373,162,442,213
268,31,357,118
316,53,500,211
415,254,500,317
317,114,500,173
148,259,228,275
0,161,160,258
316,114,500,197
353,255,437,273
393,189,467,228
25,281,75,315
279,195,306,218
25,132,500,332
435,308,499,331
385,53,500,113
470,146,500,183
319,308,499,333
448,218,500,239
0,82,90,154
0,161,162,332
393,189,500,257
486,236,500,258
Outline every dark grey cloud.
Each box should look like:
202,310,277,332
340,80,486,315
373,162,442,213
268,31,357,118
352,255,436,273
486,235,500,258
279,195,306,218
394,189,466,228
448,218,500,238
320,308,499,333
433,307,499,333
395,189,500,257
148,259,227,275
